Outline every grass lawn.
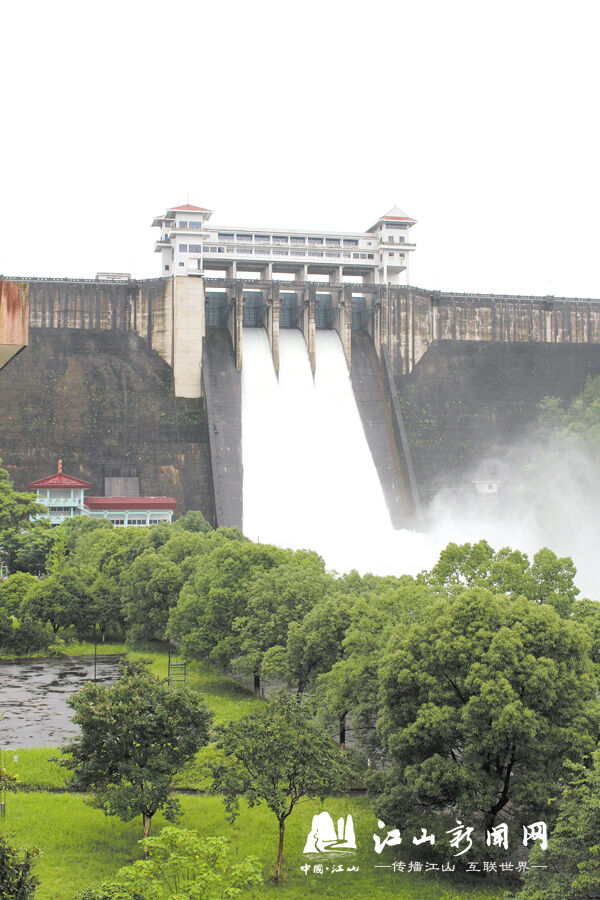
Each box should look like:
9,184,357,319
63,641,263,723
10,642,262,793
3,644,519,898
1,793,515,900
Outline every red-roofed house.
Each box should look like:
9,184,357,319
30,461,177,526
29,460,91,523
85,496,177,526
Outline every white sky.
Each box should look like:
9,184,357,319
1,0,599,297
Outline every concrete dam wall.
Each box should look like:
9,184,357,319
0,277,214,521
1,275,600,526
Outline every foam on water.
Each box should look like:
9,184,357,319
241,328,438,576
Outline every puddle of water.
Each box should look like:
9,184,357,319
0,655,122,748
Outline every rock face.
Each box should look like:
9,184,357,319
0,326,215,521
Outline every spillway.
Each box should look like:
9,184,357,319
241,328,436,576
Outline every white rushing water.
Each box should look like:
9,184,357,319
241,328,438,576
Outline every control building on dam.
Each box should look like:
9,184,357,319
2,202,600,533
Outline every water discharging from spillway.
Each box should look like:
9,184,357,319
242,328,437,576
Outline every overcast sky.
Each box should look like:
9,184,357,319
1,0,599,298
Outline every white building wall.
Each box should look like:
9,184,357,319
153,207,416,286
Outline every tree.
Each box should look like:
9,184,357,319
60,658,213,840
172,509,212,533
317,576,434,755
212,691,349,881
87,570,126,641
0,833,39,899
538,375,600,450
516,748,600,900
75,828,262,900
54,515,113,558
1,520,56,576
168,541,287,670
230,552,331,695
20,569,92,634
374,587,600,834
121,549,184,643
0,459,42,534
421,539,580,617
573,597,600,665
0,572,39,613
0,606,51,655
264,589,352,694
262,590,355,745
0,458,46,575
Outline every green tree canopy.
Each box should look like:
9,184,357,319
60,658,213,840
374,587,600,834
20,568,92,634
317,575,434,755
0,459,46,575
262,589,356,746
0,520,56,576
230,551,332,695
538,374,600,448
0,571,38,613
420,539,579,616
168,541,288,669
122,549,185,643
0,459,42,533
75,828,262,900
516,748,600,900
172,509,213,533
212,691,349,881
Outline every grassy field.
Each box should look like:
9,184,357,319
1,793,514,900
1,643,517,898
64,641,264,723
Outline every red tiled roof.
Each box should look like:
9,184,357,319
169,204,210,212
85,497,177,511
30,472,92,489
381,214,416,223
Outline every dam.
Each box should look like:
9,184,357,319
2,203,600,568
241,327,431,575
2,272,600,538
